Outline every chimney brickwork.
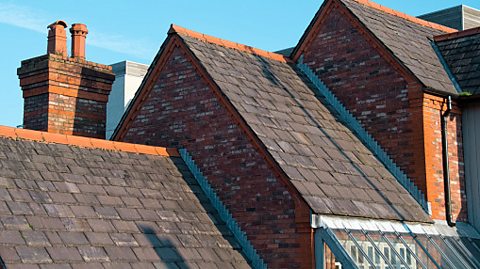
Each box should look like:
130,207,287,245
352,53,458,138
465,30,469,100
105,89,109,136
18,21,115,139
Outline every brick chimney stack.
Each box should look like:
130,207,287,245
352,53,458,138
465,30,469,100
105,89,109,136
18,20,115,139
47,21,68,57
70,23,88,59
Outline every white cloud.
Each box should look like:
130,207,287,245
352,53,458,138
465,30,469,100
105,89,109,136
0,2,155,59
0,3,48,33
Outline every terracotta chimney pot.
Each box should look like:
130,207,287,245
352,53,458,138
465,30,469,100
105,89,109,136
47,20,68,57
70,23,88,59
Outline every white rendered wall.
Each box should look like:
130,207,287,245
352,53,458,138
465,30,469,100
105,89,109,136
106,61,148,138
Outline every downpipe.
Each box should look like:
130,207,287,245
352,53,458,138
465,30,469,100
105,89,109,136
441,95,455,227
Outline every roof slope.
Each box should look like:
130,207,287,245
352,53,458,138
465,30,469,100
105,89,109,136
175,29,431,223
0,129,249,268
435,28,480,94
339,0,457,94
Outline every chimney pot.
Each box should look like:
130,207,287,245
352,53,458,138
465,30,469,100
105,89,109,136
70,23,88,59
47,20,68,57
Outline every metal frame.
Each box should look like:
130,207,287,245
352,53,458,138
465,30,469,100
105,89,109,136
425,234,457,268
364,231,396,268
394,232,430,269
440,235,475,268
447,237,480,268
346,230,377,268
410,234,442,269
313,215,480,269
179,149,267,269
379,231,416,269
316,228,357,269
296,59,429,213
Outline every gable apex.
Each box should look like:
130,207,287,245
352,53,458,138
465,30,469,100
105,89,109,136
292,0,458,95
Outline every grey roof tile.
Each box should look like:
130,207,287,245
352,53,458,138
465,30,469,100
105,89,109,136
40,264,73,269
436,32,480,94
104,246,138,262
0,137,249,267
22,231,51,247
0,245,21,262
0,230,25,245
46,247,83,262
16,246,52,264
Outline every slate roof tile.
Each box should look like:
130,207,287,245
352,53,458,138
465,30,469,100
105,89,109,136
436,31,480,94
0,136,249,267
16,246,52,264
177,31,431,222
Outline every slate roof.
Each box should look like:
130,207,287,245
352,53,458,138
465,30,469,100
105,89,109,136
0,132,250,268
175,30,431,223
339,0,458,94
435,28,480,94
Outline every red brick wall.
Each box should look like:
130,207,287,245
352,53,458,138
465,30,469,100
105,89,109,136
301,7,427,195
23,93,49,131
47,93,107,138
18,54,114,139
119,45,311,268
423,94,466,221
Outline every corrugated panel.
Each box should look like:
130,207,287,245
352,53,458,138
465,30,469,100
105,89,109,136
462,103,480,232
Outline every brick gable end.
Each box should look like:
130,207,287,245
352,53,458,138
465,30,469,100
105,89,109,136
302,6,427,194
299,2,466,221
119,42,312,268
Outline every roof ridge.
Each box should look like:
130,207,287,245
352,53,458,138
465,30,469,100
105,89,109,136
169,24,291,63
434,26,480,42
344,0,457,33
0,125,178,157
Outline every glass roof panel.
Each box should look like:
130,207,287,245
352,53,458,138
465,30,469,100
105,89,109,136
332,228,480,269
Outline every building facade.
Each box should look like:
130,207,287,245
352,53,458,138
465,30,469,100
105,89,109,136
2,0,480,268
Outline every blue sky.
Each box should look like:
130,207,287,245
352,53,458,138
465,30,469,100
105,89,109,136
0,0,478,127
